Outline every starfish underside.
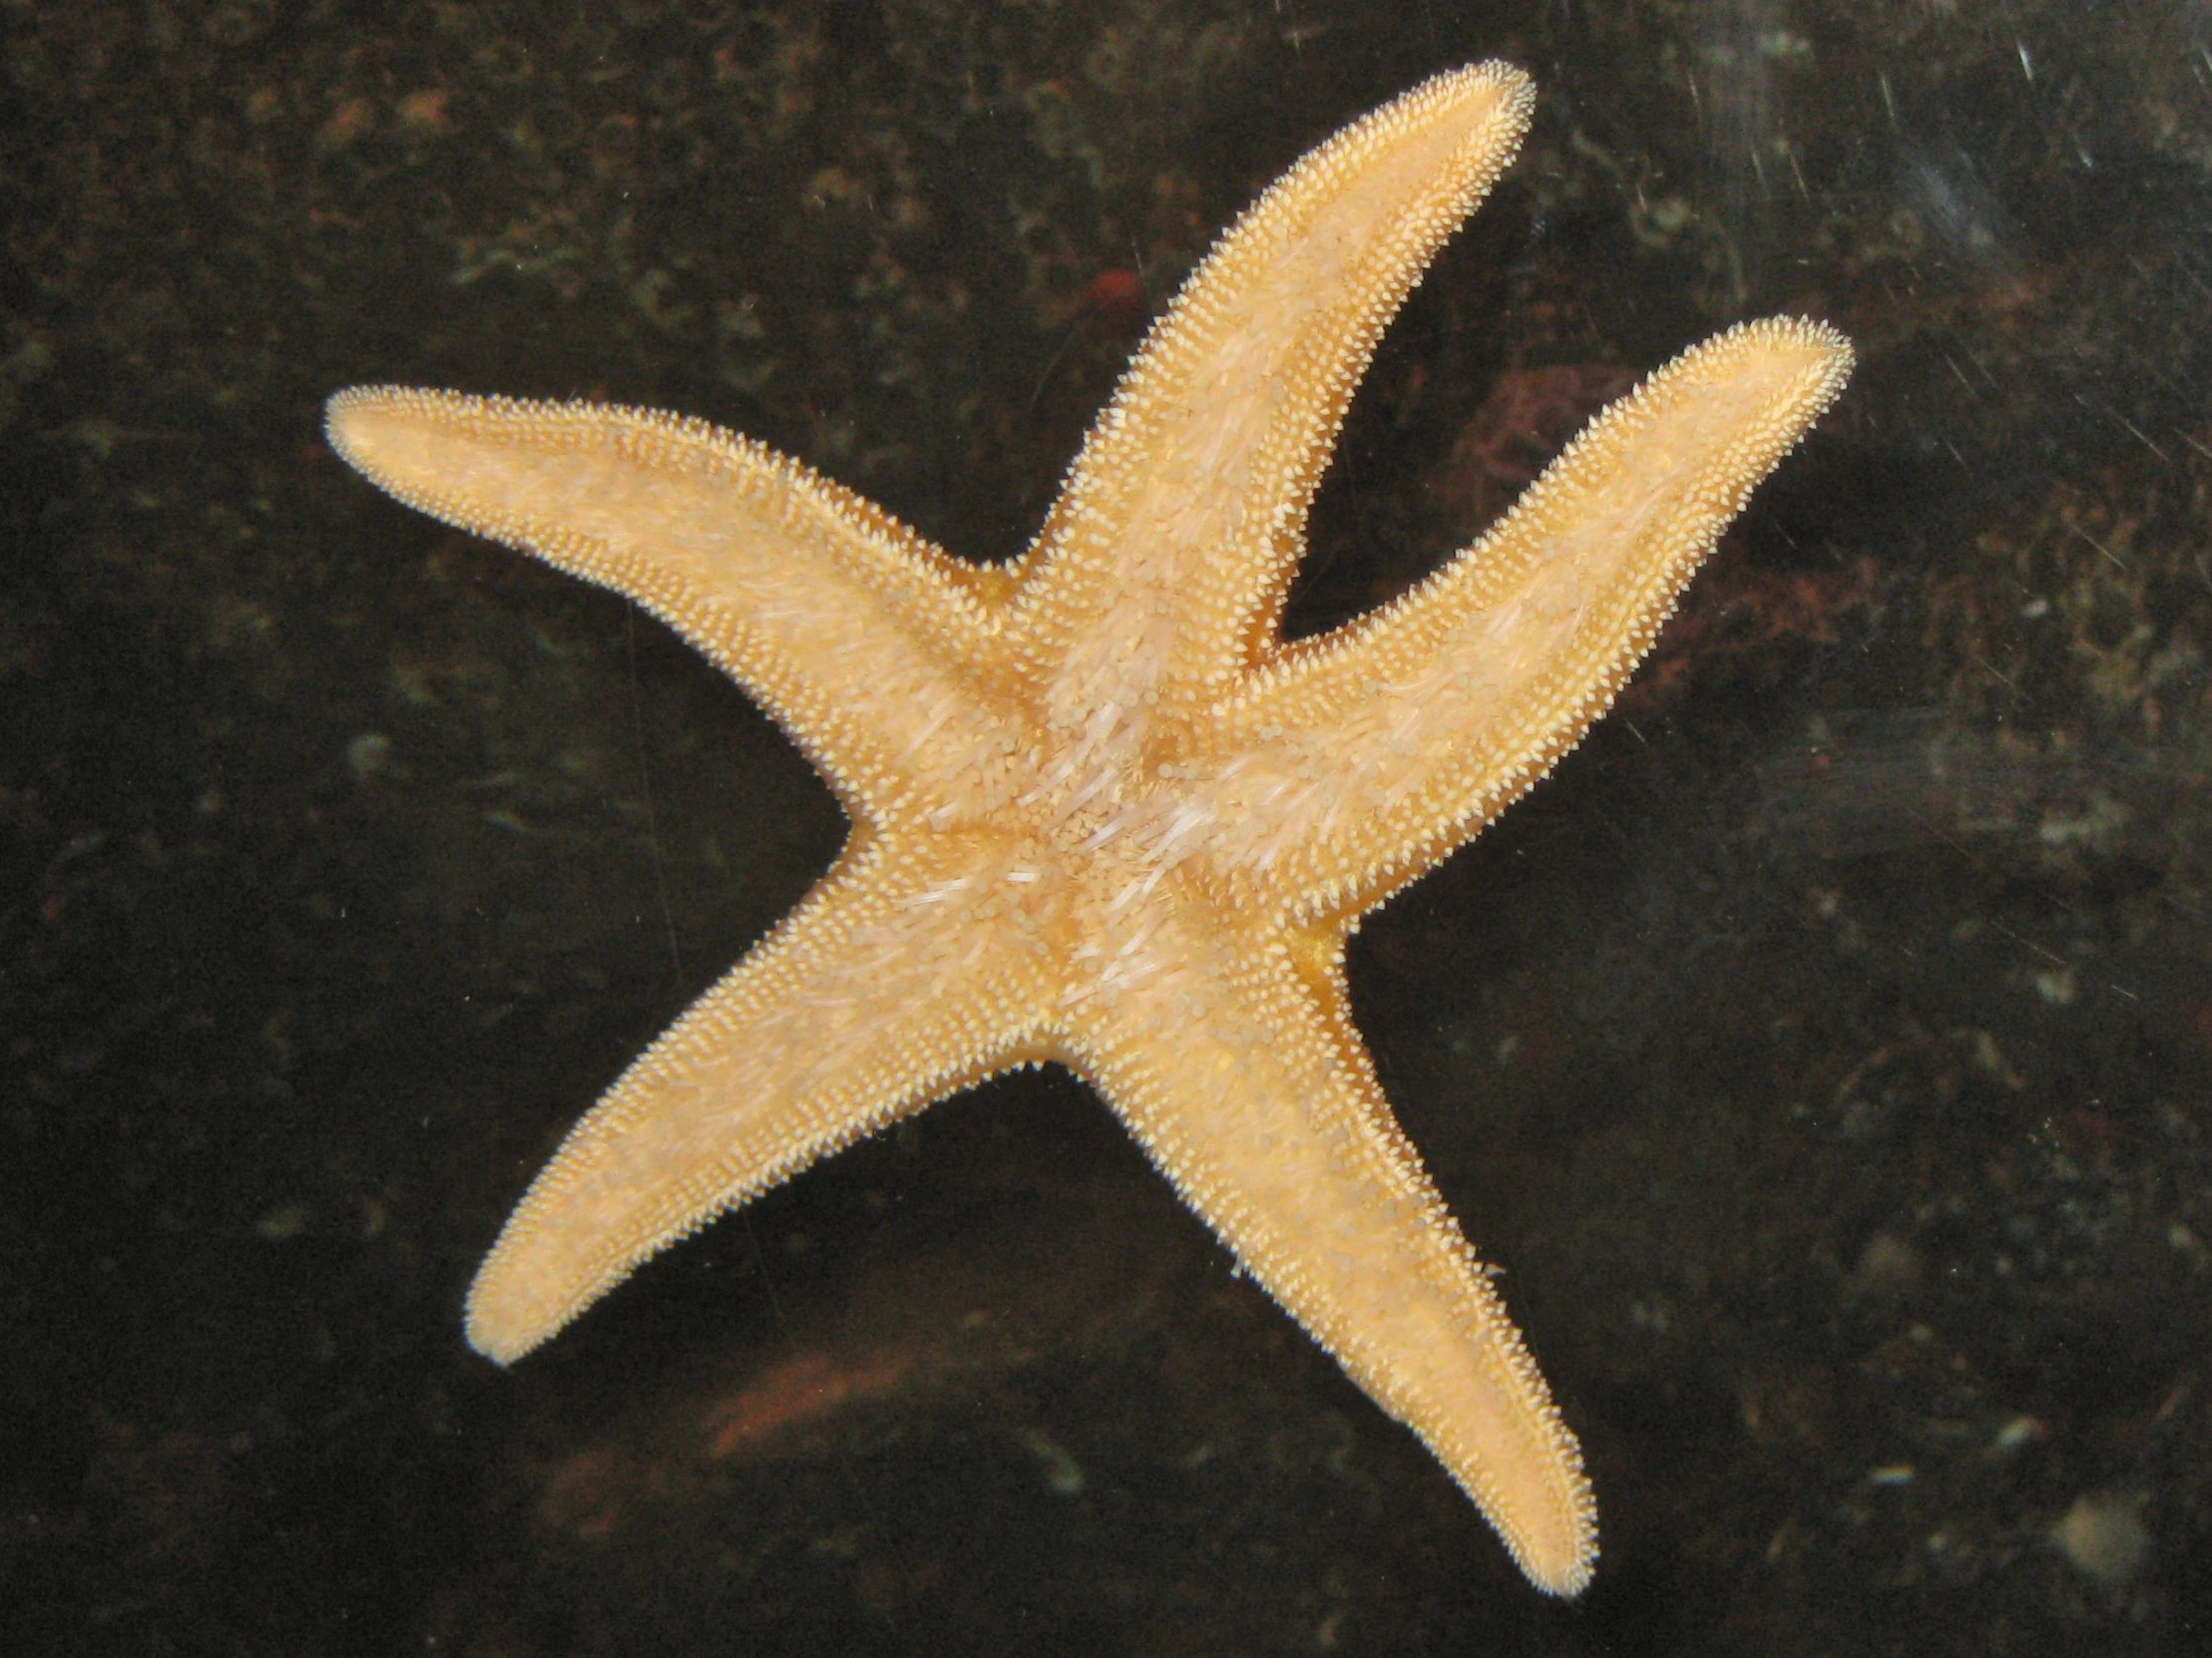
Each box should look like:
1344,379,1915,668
329,63,1852,1595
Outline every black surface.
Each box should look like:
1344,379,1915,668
6,2,2210,1652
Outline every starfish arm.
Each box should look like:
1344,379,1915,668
1066,906,1594,1595
1003,64,1535,751
326,388,1017,826
465,832,1058,1364
1198,317,1854,918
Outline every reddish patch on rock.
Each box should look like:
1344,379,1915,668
701,1347,914,1459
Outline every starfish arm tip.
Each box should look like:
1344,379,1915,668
463,1245,574,1368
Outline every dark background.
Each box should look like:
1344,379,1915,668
6,1,2210,1652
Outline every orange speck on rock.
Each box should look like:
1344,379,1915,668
703,1349,913,1458
398,90,452,132
1082,268,1146,318
538,1444,638,1539
316,97,376,149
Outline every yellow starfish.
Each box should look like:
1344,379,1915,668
328,63,1850,1594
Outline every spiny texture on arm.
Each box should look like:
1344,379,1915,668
1005,64,1539,767
1196,317,1856,922
324,390,1013,830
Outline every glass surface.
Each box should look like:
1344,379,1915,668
6,2,2208,1652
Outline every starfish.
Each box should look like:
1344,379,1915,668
328,62,1851,1595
